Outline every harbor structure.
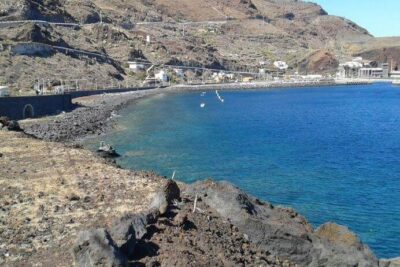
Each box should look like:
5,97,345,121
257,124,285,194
338,58,389,79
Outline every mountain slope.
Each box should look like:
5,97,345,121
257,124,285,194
0,0,392,94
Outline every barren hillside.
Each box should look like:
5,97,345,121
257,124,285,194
0,0,397,94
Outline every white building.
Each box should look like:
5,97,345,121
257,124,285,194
173,68,184,77
155,70,168,82
358,68,384,78
337,61,363,78
128,61,145,72
358,63,389,79
338,57,389,79
0,86,9,97
273,61,288,70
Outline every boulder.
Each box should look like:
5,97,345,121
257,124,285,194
0,116,9,126
7,120,22,132
312,223,378,266
163,179,181,203
149,192,168,215
149,179,180,215
73,228,127,267
109,213,153,257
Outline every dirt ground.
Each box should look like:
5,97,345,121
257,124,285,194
0,130,164,266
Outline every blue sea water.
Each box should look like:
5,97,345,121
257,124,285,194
88,83,400,258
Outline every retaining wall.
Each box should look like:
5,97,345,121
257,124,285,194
0,94,72,120
0,87,159,120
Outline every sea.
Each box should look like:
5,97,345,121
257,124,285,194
86,83,400,258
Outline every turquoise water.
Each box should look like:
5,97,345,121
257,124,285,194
89,83,400,258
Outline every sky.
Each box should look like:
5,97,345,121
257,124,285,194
310,0,400,37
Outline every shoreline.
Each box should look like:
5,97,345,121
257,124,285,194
1,82,399,266
20,80,375,143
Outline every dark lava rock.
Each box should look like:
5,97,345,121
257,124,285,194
163,179,181,203
185,180,378,266
73,228,127,267
109,212,155,257
69,193,80,201
0,116,9,126
7,120,22,131
150,179,180,215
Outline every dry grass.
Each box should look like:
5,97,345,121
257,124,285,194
0,130,164,266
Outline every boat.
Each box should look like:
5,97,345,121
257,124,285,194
393,80,400,86
200,103,206,108
201,92,206,96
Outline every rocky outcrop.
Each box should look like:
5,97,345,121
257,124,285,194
296,49,339,74
185,180,379,267
71,179,381,267
0,116,22,131
73,229,128,267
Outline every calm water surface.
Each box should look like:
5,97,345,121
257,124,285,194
88,83,400,258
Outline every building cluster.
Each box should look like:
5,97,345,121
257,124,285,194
337,57,397,79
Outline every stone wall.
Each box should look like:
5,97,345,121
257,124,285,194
0,94,72,120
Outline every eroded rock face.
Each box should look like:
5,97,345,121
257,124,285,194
186,180,314,264
185,180,379,267
73,229,127,267
312,223,378,267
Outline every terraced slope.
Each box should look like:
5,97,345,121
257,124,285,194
0,0,397,94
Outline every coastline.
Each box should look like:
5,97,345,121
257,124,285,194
20,80,373,143
1,83,399,266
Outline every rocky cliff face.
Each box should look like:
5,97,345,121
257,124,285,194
0,0,397,93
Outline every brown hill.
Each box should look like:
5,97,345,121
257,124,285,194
0,0,393,94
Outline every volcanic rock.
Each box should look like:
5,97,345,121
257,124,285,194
73,229,128,267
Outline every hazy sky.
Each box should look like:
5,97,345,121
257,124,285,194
310,0,399,37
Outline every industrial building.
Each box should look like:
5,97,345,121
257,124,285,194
338,58,389,79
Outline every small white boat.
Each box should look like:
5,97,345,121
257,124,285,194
201,92,206,96
393,80,400,86
200,103,206,108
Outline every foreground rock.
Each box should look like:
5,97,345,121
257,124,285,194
73,229,128,267
185,180,379,267
71,179,381,267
